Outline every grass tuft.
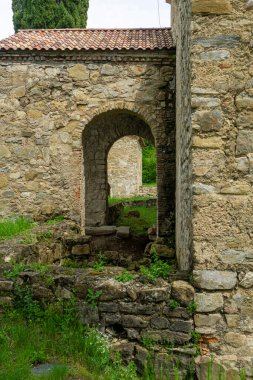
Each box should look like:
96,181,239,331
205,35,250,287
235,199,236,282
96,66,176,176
0,217,34,241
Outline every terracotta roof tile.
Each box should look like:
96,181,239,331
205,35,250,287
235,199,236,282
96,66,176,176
0,28,174,52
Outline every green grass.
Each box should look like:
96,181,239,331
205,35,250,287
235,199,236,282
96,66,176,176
115,205,156,236
108,195,155,206
0,297,140,380
0,217,35,241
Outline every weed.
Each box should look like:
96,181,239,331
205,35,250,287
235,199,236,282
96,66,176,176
191,331,201,345
169,299,179,310
46,215,65,225
14,285,44,321
39,230,53,241
240,368,246,380
20,234,37,245
62,258,87,269
140,253,171,281
86,288,102,308
0,216,35,241
92,253,106,272
115,272,134,283
187,301,198,314
142,335,155,351
5,262,28,280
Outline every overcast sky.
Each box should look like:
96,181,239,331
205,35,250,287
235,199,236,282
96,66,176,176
0,0,170,40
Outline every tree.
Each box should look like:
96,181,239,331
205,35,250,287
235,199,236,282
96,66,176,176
12,0,89,31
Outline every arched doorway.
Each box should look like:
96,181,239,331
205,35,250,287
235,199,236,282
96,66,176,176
82,109,175,238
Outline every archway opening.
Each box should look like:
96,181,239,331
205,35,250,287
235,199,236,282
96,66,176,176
82,109,175,242
107,135,157,239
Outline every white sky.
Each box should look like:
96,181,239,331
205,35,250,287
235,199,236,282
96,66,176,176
0,0,170,40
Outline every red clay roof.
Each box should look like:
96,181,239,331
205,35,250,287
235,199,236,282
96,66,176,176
0,28,174,52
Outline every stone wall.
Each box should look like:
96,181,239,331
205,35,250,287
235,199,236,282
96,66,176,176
108,136,142,198
169,0,253,377
0,51,176,236
168,0,193,271
190,0,253,376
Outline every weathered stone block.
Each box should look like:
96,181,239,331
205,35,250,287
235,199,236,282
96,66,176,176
71,244,90,256
193,183,216,195
192,136,224,149
171,280,195,306
225,332,247,348
236,93,253,110
151,243,175,259
0,174,8,189
193,270,237,290
236,130,253,155
10,86,26,98
98,279,125,301
122,315,148,328
102,313,121,325
0,145,11,158
199,50,230,61
143,330,191,345
85,226,116,236
239,272,253,288
150,316,169,329
67,64,89,80
163,306,191,320
192,110,223,132
195,293,223,312
116,226,130,239
220,182,251,195
192,0,233,14
119,302,158,315
169,319,193,333
0,280,13,292
222,249,253,265
98,302,119,313
193,35,241,48
139,287,171,302
194,313,222,327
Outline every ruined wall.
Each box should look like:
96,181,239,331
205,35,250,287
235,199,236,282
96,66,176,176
108,136,142,198
191,0,253,377
0,52,175,232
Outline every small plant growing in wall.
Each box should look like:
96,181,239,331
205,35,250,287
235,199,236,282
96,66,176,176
187,301,198,314
86,288,102,308
114,272,134,283
169,299,179,310
140,250,171,281
92,253,106,272
142,335,155,351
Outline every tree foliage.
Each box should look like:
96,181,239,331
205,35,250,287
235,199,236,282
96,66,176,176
142,140,157,185
12,0,89,31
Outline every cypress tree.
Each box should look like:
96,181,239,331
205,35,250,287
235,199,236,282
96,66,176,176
12,0,89,32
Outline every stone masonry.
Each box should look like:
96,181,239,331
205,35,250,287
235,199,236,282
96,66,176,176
0,39,176,236
167,0,253,377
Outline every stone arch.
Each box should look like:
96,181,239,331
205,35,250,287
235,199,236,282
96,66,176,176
82,108,175,238
74,101,163,147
